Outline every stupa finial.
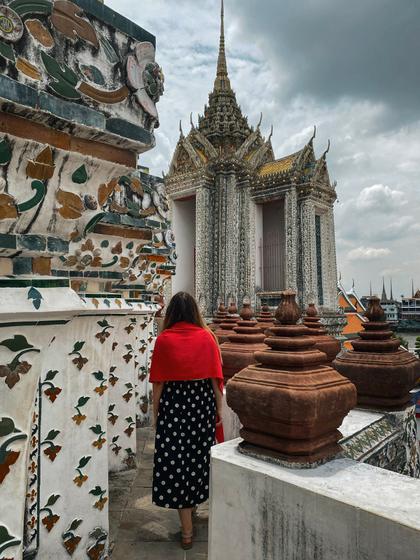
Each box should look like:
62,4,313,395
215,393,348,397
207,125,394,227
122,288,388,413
381,277,387,302
214,0,232,92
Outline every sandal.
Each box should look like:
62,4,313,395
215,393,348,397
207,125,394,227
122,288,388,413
181,531,193,550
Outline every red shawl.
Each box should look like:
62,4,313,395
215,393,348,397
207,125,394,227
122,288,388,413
150,321,224,442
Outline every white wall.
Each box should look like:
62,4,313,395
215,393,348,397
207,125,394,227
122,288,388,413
209,439,420,560
172,197,196,296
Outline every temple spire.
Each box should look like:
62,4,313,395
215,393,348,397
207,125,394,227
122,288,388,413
390,278,394,301
381,277,387,302
214,0,232,92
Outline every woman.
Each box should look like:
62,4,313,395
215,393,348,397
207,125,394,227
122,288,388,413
149,292,224,550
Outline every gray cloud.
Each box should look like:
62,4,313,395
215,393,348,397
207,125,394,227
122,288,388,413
230,0,420,126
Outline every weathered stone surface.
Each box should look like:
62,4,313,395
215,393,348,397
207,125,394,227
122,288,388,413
303,303,341,364
340,407,420,478
334,297,420,411
256,303,275,333
214,300,240,343
209,440,420,560
208,302,228,331
221,304,267,382
227,291,357,464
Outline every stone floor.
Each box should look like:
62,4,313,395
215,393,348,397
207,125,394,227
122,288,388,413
109,427,209,560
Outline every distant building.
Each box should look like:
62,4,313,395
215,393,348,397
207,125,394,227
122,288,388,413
380,279,399,324
338,280,367,349
361,280,399,324
400,289,420,321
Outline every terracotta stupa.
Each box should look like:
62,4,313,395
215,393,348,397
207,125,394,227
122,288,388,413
208,302,228,332
214,300,241,344
334,297,419,411
256,304,275,334
221,303,267,382
226,290,357,465
303,303,341,365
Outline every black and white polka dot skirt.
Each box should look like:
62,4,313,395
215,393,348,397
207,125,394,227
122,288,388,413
152,379,216,509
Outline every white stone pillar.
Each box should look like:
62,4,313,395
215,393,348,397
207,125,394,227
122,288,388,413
321,207,339,311
195,185,212,315
0,280,84,560
224,172,240,305
237,179,253,306
299,198,317,308
285,189,298,292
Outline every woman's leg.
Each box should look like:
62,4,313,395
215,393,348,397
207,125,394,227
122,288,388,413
178,507,193,537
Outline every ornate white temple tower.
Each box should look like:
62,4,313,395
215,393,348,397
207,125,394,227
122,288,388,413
165,0,338,316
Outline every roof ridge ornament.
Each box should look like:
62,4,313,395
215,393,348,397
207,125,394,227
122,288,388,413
179,120,184,138
268,125,274,142
257,112,263,129
310,125,317,143
322,139,331,159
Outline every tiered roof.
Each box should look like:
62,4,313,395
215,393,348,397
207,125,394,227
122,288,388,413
258,153,299,178
167,0,334,195
197,0,251,150
338,280,367,349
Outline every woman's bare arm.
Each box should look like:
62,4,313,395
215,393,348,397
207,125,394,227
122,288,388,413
152,382,164,428
211,379,223,424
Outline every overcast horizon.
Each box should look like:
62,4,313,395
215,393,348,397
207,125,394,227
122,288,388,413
108,0,420,300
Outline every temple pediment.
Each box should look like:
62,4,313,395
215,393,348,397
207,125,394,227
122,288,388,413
168,137,204,176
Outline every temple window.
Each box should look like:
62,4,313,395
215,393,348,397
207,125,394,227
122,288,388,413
256,200,286,292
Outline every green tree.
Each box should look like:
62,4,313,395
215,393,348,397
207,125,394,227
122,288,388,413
415,336,420,357
393,334,409,350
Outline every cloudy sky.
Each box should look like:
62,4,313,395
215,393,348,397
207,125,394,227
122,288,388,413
109,0,420,299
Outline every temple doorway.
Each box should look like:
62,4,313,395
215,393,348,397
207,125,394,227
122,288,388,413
172,196,196,295
256,200,286,292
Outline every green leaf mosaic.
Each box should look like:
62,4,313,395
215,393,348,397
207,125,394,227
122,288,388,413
41,52,80,100
0,334,34,352
16,180,46,213
9,0,52,16
0,138,12,166
0,41,15,62
72,165,88,184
